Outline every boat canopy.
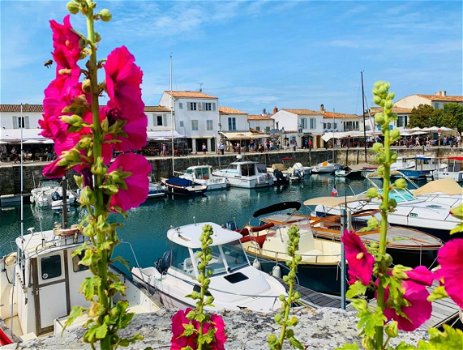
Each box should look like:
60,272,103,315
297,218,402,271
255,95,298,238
303,195,367,207
412,178,463,196
252,201,301,218
167,222,242,248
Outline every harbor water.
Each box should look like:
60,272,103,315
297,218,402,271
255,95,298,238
0,175,370,282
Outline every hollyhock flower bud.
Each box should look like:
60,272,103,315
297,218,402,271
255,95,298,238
99,9,112,22
66,1,80,14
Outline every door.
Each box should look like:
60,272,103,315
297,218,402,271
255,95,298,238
32,251,70,335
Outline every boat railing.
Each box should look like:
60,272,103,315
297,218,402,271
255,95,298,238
245,245,341,264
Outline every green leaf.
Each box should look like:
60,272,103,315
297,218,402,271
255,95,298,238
336,344,360,350
428,285,448,302
450,204,463,220
94,323,108,339
80,276,102,300
346,281,367,299
449,223,463,235
63,305,85,331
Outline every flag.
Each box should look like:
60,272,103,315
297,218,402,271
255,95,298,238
331,185,338,197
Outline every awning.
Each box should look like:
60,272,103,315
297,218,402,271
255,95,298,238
412,178,463,196
147,130,185,140
0,128,50,143
321,130,377,142
303,195,368,207
219,131,270,140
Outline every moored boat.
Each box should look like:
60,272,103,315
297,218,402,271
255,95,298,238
178,165,229,191
240,202,343,295
212,158,274,189
131,222,286,312
162,176,207,196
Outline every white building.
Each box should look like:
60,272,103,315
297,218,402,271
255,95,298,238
247,114,274,133
272,108,324,148
218,106,248,132
159,91,219,153
395,91,463,110
0,104,44,142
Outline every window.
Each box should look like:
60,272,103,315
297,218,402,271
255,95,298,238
204,102,212,111
188,102,197,111
265,126,270,133
327,123,331,129
179,121,184,127
256,126,261,131
156,115,163,126
310,118,316,129
228,117,236,131
323,123,326,129
334,123,337,129
179,102,183,109
397,115,408,128
192,120,199,130
13,116,29,129
207,120,213,130
300,118,307,129
40,255,62,280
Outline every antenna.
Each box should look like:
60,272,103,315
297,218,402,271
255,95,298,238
199,82,203,92
170,54,175,175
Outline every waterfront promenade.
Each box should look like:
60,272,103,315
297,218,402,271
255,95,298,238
0,146,461,197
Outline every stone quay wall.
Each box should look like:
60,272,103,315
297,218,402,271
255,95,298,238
0,146,461,196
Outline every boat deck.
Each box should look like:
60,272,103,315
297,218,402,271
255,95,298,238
278,278,344,309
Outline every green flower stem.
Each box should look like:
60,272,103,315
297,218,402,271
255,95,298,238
85,2,110,349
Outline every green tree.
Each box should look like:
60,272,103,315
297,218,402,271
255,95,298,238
408,104,435,128
442,103,463,132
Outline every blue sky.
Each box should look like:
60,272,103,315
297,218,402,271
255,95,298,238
1,0,462,115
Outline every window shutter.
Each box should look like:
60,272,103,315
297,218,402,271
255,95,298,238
25,116,30,128
13,116,18,129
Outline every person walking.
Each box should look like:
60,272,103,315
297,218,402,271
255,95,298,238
202,143,207,155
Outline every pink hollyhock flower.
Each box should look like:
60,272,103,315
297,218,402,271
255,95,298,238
41,72,83,142
50,15,82,71
436,238,463,308
104,46,147,152
384,266,433,331
341,230,374,285
170,309,227,350
171,309,197,350
107,153,151,212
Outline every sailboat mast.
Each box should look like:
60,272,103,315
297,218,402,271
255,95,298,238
20,103,24,239
170,54,175,175
361,71,367,163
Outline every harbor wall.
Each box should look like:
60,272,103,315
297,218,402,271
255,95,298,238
0,146,461,196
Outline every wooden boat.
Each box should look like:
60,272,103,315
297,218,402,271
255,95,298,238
131,222,286,312
240,202,343,295
162,176,207,196
307,211,442,268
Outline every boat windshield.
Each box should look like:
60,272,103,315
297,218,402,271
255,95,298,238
256,163,268,174
192,240,248,275
389,188,416,203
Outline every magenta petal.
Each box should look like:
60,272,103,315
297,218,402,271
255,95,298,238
406,266,434,286
341,230,374,285
437,239,463,308
108,154,151,212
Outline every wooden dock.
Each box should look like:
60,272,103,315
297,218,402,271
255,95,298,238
278,279,345,309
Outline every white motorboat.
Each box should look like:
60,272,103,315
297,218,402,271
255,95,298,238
132,222,286,312
311,161,338,174
306,178,462,241
0,225,159,341
397,155,447,180
30,179,78,209
178,165,229,191
433,156,463,182
239,202,342,295
212,158,274,188
147,181,166,199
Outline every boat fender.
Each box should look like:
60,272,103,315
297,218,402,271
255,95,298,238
272,264,282,279
4,252,17,266
252,258,261,270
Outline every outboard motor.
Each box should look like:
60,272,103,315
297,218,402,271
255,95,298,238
155,250,172,274
51,191,62,201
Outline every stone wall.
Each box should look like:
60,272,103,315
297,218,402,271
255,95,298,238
0,147,461,196
2,307,428,350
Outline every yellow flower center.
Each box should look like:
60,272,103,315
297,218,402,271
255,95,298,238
356,252,364,260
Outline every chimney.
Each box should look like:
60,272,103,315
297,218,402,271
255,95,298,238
262,108,267,115
320,104,325,112
273,106,279,114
